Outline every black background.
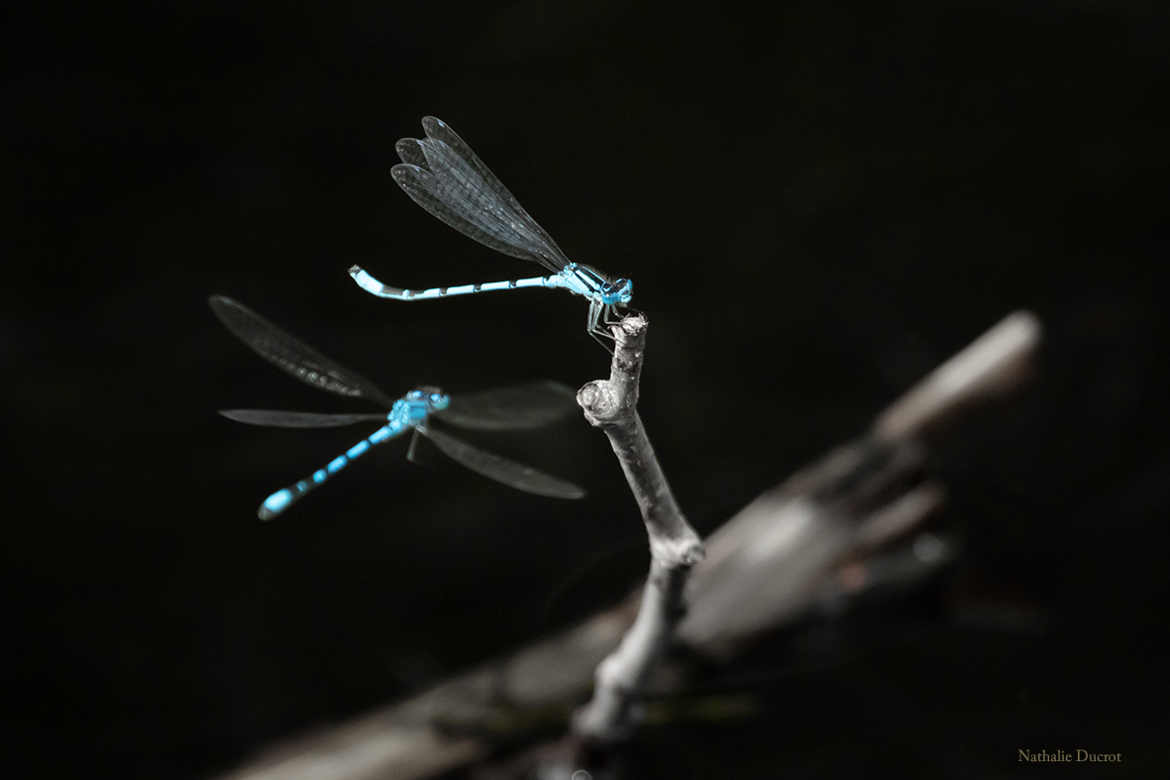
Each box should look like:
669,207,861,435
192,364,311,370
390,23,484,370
7,1,1168,777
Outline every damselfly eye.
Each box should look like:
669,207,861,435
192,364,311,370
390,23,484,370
429,393,441,403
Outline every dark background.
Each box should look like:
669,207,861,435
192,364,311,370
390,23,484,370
7,1,1168,777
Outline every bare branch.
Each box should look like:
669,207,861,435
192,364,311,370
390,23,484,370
573,313,704,743
217,608,637,780
873,310,1041,440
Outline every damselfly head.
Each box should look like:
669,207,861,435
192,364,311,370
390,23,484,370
404,386,451,412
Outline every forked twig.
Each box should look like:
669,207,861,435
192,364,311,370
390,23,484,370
572,313,705,743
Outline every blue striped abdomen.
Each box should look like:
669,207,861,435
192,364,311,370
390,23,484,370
257,419,409,521
349,266,559,301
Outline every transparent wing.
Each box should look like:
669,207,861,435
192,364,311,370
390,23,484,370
218,409,388,428
389,116,571,272
414,128,561,263
391,164,556,268
419,118,529,217
394,137,428,168
422,116,572,268
435,381,579,431
209,295,398,407
419,425,585,499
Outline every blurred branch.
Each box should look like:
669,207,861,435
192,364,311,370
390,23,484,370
573,313,704,743
872,310,1040,440
217,311,1041,780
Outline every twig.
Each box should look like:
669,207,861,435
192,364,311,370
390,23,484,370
572,313,705,743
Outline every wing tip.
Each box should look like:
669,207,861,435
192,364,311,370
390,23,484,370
208,293,237,312
394,138,428,169
390,163,429,183
543,379,578,399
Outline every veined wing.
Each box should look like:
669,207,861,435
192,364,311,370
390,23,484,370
436,381,579,431
391,163,555,268
389,116,570,272
219,410,388,428
406,139,555,260
421,116,571,268
411,124,563,263
420,117,528,217
419,425,585,499
209,296,398,407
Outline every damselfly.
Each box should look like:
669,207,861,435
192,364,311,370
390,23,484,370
347,116,633,351
209,295,585,520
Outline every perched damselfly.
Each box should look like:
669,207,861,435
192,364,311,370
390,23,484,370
348,116,633,350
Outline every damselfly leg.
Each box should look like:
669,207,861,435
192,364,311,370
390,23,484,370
585,300,613,354
585,302,636,354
